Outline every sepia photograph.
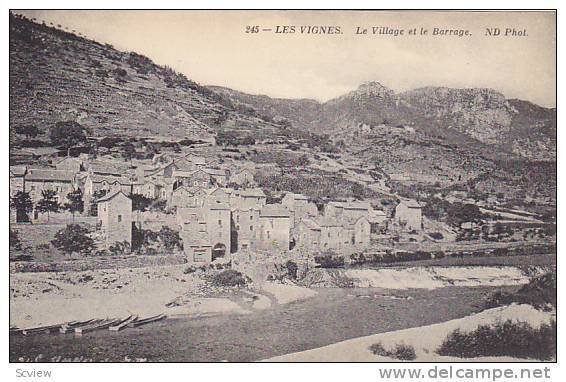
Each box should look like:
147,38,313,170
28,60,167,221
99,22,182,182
7,8,557,365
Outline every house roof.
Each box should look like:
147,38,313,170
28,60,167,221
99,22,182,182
90,174,132,185
203,168,226,176
399,199,423,208
301,218,321,231
315,216,342,227
238,188,266,198
25,168,75,182
207,201,230,210
56,157,82,165
88,162,124,176
286,192,309,201
97,189,131,203
10,166,27,177
343,201,371,210
260,204,290,218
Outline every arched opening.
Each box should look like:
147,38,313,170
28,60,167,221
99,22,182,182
212,243,226,261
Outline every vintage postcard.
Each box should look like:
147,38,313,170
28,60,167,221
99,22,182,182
8,9,556,365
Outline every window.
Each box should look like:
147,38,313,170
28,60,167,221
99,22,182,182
218,219,222,226
118,215,122,222
267,231,271,239
236,215,239,223
250,215,253,220
250,225,253,231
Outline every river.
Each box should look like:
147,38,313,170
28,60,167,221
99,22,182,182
10,284,516,362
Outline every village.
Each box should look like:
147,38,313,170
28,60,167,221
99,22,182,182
10,145,423,263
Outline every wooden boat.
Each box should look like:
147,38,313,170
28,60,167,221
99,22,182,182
109,315,137,331
22,323,66,336
60,319,99,334
127,313,166,328
74,318,122,335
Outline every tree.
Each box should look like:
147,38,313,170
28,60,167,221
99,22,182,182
64,189,84,222
16,125,40,139
130,193,152,212
36,190,60,222
10,229,22,250
122,142,136,164
49,121,88,157
10,191,33,222
51,224,95,255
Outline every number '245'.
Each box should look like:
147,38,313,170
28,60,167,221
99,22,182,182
246,26,259,33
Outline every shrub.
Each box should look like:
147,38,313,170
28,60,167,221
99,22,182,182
437,320,556,361
314,254,345,268
9,229,22,250
485,271,556,311
211,269,248,287
429,232,444,240
369,342,417,361
184,265,197,274
51,224,95,255
108,241,131,256
285,260,298,280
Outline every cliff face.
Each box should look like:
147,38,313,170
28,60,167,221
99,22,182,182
212,81,556,162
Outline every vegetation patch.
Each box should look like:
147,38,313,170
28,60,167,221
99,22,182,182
485,271,556,311
437,319,556,361
369,342,417,361
211,269,249,287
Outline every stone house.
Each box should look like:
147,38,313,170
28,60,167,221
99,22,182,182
131,179,161,199
231,207,260,252
316,216,348,253
231,188,267,210
395,199,423,231
180,210,212,262
348,216,371,250
204,168,228,186
178,203,231,262
281,192,318,228
97,190,132,247
256,205,291,252
170,186,197,208
204,202,231,260
229,168,255,186
24,168,76,204
173,168,212,188
294,218,321,251
84,174,132,200
86,162,124,177
55,157,83,173
9,165,27,197
325,201,371,221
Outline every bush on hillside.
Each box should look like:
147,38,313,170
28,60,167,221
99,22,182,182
485,271,556,311
51,224,95,255
211,269,248,287
369,342,417,361
436,320,556,361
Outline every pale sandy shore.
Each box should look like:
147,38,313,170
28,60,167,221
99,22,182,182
9,265,318,329
262,304,554,362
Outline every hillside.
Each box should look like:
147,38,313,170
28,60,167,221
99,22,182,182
9,13,287,143
212,82,556,162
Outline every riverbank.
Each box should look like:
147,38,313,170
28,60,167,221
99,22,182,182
263,303,555,362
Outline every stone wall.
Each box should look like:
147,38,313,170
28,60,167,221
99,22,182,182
10,254,187,273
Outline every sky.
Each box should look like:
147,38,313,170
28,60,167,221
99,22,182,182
18,10,556,107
